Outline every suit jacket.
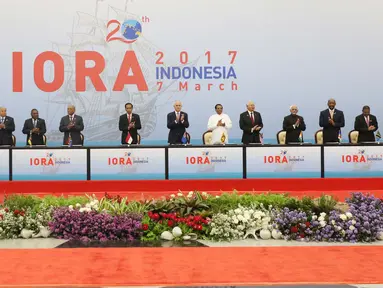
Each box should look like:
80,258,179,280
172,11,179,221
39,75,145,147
0,116,15,146
319,109,345,143
283,114,306,144
239,111,263,144
59,115,84,145
22,118,46,145
354,114,378,143
119,113,142,144
167,111,189,144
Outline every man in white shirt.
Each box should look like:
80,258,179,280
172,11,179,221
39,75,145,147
207,104,232,144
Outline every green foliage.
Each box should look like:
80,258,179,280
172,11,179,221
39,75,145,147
3,194,42,211
40,195,88,208
313,194,338,214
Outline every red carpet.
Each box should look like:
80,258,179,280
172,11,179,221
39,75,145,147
0,246,382,286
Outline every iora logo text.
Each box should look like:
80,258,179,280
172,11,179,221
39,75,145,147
185,151,227,165
29,153,71,166
108,152,149,166
263,150,304,164
341,149,383,163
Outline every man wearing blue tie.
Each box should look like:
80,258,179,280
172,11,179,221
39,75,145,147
167,100,189,144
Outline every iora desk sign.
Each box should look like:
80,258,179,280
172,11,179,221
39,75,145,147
12,51,148,93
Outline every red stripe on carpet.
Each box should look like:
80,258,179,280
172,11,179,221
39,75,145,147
0,246,382,286
1,178,383,194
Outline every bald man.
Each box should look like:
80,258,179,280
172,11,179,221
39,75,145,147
319,99,345,143
283,105,306,144
167,100,189,144
0,107,15,146
59,105,84,145
239,101,263,144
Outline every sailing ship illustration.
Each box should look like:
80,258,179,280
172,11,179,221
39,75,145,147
274,150,302,172
45,0,199,144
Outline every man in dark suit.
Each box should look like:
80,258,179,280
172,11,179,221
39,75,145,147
22,109,47,145
354,105,378,143
59,105,84,145
283,105,306,144
119,102,142,144
167,100,189,144
239,101,263,144
319,99,345,143
0,107,15,146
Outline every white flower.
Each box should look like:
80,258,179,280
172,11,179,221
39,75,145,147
177,192,183,197
349,225,355,231
172,226,182,237
234,208,241,215
243,212,250,220
215,195,220,198
237,215,244,222
75,203,81,208
331,220,336,225
339,214,347,221
320,212,326,217
318,216,325,221
351,220,356,225
170,194,175,198
233,218,239,224
312,215,318,220
346,212,352,218
85,203,91,208
202,192,208,197
320,220,326,227
68,205,74,211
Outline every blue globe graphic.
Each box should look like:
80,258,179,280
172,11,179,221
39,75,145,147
120,20,142,41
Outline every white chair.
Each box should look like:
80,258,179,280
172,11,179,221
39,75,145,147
348,130,359,144
276,130,286,144
315,130,323,144
202,131,213,145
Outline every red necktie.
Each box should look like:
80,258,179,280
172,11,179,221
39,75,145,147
250,112,255,125
365,116,369,126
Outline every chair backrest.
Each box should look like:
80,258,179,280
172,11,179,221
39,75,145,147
185,132,191,144
276,130,286,144
80,133,84,146
315,129,323,144
43,135,47,145
137,133,141,144
11,134,16,147
202,131,213,145
348,130,359,144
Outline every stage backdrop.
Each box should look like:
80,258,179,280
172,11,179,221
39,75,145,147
1,0,383,146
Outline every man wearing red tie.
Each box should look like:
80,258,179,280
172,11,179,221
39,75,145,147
319,98,345,143
119,103,142,144
354,105,378,143
167,100,189,144
239,101,263,144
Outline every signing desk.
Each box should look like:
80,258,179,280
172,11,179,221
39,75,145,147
0,144,382,181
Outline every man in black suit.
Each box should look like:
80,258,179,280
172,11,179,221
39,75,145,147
0,107,15,146
59,105,84,145
119,102,142,144
319,99,345,143
167,100,189,144
239,101,263,144
283,105,306,144
22,109,47,145
354,105,378,143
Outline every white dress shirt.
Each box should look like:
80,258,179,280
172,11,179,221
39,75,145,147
207,113,232,144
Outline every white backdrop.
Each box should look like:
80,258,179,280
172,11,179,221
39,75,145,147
1,0,383,145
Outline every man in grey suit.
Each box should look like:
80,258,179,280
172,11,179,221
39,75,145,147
59,105,84,145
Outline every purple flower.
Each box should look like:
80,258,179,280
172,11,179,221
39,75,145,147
49,208,142,242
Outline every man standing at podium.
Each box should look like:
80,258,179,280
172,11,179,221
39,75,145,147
239,101,263,144
167,100,189,144
207,104,232,144
119,103,142,144
354,105,378,143
59,105,84,145
22,109,46,145
319,99,345,143
0,107,15,146
283,105,306,144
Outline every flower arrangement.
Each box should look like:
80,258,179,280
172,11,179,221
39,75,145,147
0,191,382,243
209,204,272,241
